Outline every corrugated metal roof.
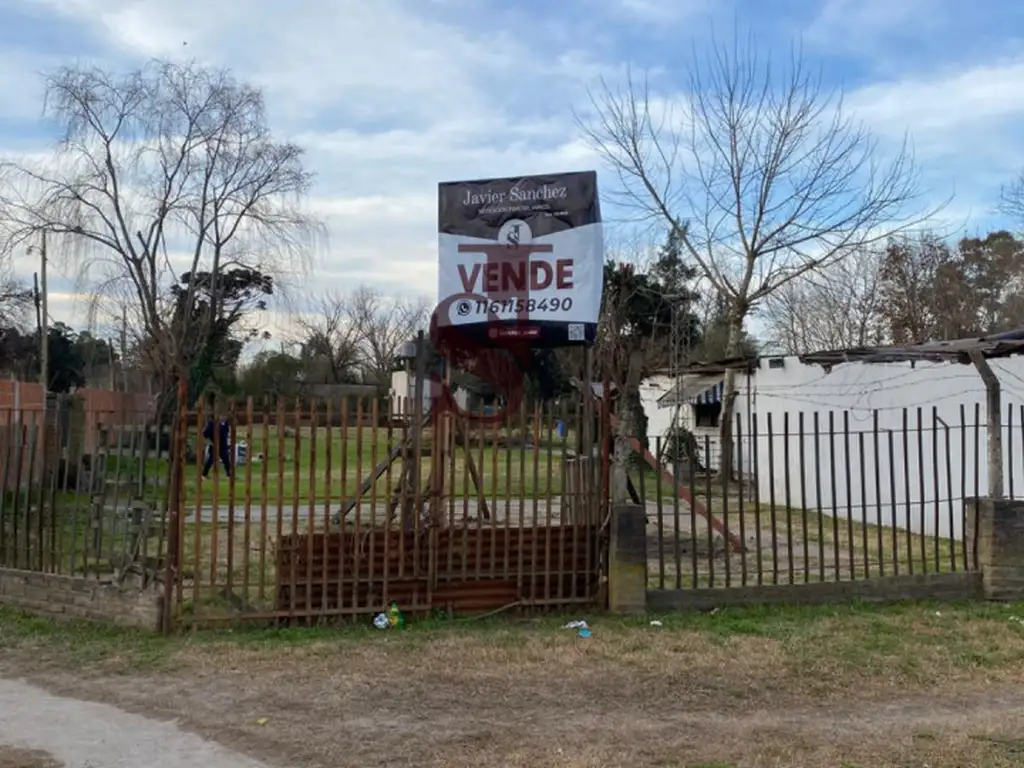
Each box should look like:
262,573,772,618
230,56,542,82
657,374,725,406
798,328,1024,366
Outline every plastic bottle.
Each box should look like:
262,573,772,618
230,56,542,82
386,602,404,629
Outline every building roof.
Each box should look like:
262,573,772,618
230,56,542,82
657,374,727,406
797,328,1024,367
664,328,1024,374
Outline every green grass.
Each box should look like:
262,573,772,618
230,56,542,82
96,425,581,506
1,598,1023,678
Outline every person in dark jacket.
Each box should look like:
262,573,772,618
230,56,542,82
202,412,232,478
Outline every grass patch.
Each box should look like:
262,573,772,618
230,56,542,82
5,598,1024,678
97,425,579,506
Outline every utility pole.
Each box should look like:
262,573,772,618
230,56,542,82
39,230,48,393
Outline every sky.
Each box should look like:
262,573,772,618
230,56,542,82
2,0,1024,343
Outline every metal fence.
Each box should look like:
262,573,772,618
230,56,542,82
638,405,1024,593
0,393,610,627
643,406,999,589
7,391,1007,613
168,396,607,626
0,399,172,584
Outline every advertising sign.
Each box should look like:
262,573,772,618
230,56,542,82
437,171,603,347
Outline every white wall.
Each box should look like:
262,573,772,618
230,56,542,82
642,373,755,476
390,370,468,416
640,376,674,439
642,356,1024,541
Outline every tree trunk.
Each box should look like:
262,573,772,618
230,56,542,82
612,348,645,503
717,311,745,478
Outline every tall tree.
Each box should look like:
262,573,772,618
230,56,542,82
761,248,887,354
0,322,85,392
237,350,306,399
0,59,322,408
578,31,935,474
165,266,274,399
594,230,702,487
346,287,427,390
293,291,365,386
957,231,1024,331
877,233,971,343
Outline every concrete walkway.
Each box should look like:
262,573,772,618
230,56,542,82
0,678,268,768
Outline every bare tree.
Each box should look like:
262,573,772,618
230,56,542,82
0,59,323,404
578,32,937,473
347,287,428,389
293,290,363,384
1001,170,1024,226
761,248,887,353
0,265,31,329
875,233,977,343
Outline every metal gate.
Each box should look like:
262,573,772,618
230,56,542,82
162,386,609,628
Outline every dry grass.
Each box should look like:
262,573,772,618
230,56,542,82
0,747,61,768
4,602,1024,766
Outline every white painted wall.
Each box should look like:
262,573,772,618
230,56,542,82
642,355,1024,541
389,370,468,416
642,372,755,477
639,376,673,439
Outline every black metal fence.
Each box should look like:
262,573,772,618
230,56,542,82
642,405,1003,588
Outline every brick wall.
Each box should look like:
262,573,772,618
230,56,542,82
966,497,1024,600
0,568,162,630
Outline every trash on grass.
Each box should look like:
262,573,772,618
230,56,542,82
649,620,663,627
577,627,592,639
373,613,390,630
255,717,269,726
564,620,588,630
386,602,405,629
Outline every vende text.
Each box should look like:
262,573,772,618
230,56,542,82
458,259,574,293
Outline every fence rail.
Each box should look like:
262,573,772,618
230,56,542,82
643,406,1001,589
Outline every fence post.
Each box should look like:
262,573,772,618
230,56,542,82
966,497,1024,599
608,503,646,614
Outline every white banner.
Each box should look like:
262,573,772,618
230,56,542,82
437,171,603,346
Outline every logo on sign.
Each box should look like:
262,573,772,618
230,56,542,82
497,219,532,246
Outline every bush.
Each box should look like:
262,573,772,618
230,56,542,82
663,424,700,465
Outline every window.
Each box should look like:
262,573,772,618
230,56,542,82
693,402,721,428
768,357,785,369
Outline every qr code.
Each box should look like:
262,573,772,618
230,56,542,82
568,323,585,341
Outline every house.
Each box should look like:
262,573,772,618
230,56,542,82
389,368,471,418
640,342,1024,540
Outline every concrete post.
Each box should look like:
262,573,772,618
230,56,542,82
966,497,1024,600
608,503,647,614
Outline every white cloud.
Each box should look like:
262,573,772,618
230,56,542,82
5,0,1024,348
0,0,609,344
805,0,935,48
606,0,712,25
841,57,1024,225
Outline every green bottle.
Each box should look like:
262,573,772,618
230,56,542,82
386,602,404,629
